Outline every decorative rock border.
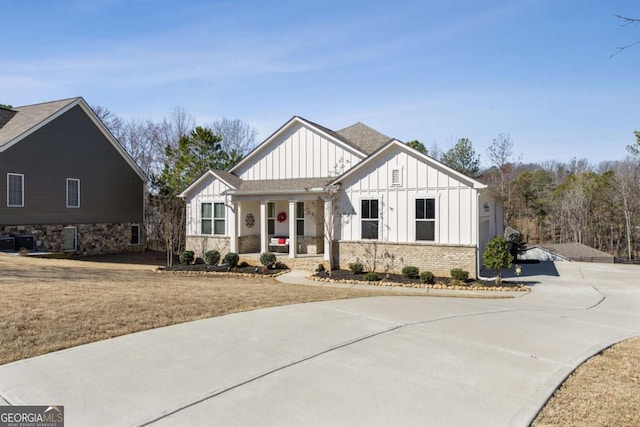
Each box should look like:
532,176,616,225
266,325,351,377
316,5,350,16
307,274,530,292
155,268,290,279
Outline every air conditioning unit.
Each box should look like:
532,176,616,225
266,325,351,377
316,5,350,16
0,236,15,251
13,235,35,251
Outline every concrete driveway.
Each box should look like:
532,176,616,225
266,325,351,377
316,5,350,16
0,262,639,426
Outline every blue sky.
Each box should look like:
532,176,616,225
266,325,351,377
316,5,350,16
2,0,639,165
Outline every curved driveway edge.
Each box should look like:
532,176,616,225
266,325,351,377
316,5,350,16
0,262,638,426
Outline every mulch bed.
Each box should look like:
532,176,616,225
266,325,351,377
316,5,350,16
312,270,529,291
159,263,289,277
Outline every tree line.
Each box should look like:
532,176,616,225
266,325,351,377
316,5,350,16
416,133,640,260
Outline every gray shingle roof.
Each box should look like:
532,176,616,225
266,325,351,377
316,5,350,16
0,98,79,147
336,122,392,155
210,169,243,189
230,177,333,194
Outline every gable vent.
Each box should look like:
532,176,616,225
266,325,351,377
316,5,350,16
391,168,402,186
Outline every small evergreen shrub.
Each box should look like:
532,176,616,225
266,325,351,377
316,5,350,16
348,262,365,274
364,271,381,281
194,257,205,265
420,271,435,284
260,252,277,267
450,268,469,281
204,250,221,266
179,250,195,265
401,266,420,278
223,252,240,268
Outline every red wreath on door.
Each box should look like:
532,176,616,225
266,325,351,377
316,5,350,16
277,212,287,222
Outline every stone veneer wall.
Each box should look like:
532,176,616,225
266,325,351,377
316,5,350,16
297,236,324,255
185,236,231,258
334,241,477,278
0,223,144,256
238,235,260,253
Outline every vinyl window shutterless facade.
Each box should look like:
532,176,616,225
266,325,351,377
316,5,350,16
361,199,379,240
416,198,436,241
7,173,24,207
201,202,225,235
66,178,80,208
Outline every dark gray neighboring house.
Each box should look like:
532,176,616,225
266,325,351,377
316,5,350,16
0,97,146,255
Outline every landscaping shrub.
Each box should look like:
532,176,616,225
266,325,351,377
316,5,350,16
364,272,381,281
223,252,240,268
420,271,435,284
450,268,469,281
348,262,364,274
204,250,221,266
401,266,420,278
194,257,205,265
179,250,195,265
483,235,514,284
260,252,277,267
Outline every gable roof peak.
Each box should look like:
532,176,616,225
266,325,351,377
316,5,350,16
336,121,392,155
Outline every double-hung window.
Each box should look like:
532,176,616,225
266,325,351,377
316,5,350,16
7,173,24,207
267,202,275,235
416,198,436,241
66,178,80,208
361,199,379,240
296,202,304,236
201,202,226,235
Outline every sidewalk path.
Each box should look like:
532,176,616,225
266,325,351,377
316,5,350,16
0,262,638,426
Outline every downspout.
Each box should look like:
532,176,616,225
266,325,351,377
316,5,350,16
476,191,497,281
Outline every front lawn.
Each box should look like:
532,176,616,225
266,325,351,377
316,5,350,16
0,254,394,365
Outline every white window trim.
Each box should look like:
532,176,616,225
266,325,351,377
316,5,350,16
66,178,80,208
414,195,439,243
200,201,226,235
360,198,380,240
201,202,213,235
7,173,24,207
213,202,226,236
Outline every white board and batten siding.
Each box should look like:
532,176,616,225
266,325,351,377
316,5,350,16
233,122,364,180
338,146,479,246
184,177,232,236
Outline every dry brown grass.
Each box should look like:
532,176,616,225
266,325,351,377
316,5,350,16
533,336,640,426
0,253,400,365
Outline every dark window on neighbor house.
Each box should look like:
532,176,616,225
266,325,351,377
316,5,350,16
213,202,225,235
296,201,304,236
7,173,24,207
416,198,436,241
66,178,80,208
267,202,275,235
361,199,379,240
201,203,212,234
131,225,140,245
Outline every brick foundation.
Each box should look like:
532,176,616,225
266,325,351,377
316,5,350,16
0,223,144,256
334,241,477,278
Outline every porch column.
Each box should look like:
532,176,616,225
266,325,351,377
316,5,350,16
229,201,238,253
260,200,268,254
288,201,297,258
323,197,331,262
